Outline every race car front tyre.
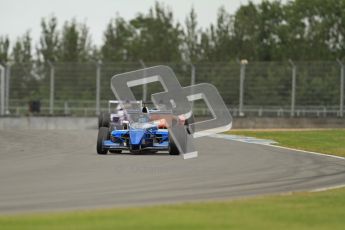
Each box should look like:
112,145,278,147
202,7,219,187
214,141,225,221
97,127,109,154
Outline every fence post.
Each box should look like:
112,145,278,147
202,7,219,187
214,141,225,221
48,62,55,115
0,64,5,116
239,59,247,117
139,60,147,102
96,60,101,116
337,59,344,117
5,63,11,114
289,59,296,117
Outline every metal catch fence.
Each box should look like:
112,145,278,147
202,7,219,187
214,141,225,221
0,61,344,117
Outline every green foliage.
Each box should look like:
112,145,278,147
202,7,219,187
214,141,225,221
36,16,93,63
244,62,291,106
184,7,200,63
38,16,59,63
0,36,10,63
102,16,133,62
9,32,41,101
12,32,32,64
128,2,183,62
1,0,345,105
4,0,345,63
59,20,92,62
229,2,261,61
295,62,339,106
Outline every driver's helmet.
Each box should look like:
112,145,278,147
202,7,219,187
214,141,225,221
116,104,123,111
142,105,148,113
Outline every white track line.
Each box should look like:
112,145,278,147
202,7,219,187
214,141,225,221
211,133,345,160
261,144,345,160
310,184,345,193
211,133,345,193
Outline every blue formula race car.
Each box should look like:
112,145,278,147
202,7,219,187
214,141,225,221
96,112,180,155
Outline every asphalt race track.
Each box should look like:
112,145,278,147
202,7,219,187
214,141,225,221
0,130,345,213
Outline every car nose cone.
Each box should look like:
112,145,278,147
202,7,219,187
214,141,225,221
130,129,145,145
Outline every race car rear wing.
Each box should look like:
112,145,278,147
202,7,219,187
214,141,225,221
108,100,142,113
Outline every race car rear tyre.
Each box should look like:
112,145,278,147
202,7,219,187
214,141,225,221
109,150,122,154
185,114,195,134
98,112,104,128
169,139,180,155
97,127,109,155
101,113,110,127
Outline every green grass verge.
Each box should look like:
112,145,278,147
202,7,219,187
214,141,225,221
227,129,345,157
1,187,345,230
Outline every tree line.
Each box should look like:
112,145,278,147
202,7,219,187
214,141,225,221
1,0,345,64
0,0,343,109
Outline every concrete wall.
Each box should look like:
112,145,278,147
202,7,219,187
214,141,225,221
0,117,97,130
0,116,344,129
